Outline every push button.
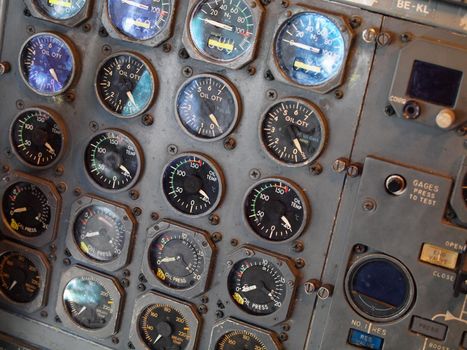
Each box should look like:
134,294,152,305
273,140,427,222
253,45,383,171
348,328,384,349
410,316,447,341
419,244,459,270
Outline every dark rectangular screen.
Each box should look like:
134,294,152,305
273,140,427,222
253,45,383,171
407,60,463,107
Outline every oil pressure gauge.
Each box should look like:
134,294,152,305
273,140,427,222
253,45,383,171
95,52,157,118
162,153,224,217
176,74,241,141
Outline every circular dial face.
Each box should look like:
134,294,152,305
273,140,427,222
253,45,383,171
162,154,224,217
19,32,76,96
95,52,156,118
2,182,51,237
215,331,267,350
176,74,240,141
84,130,142,191
10,109,65,168
73,205,127,262
260,99,326,167
244,179,308,242
63,276,114,330
274,12,346,86
35,0,87,20
228,257,286,316
189,0,257,62
463,174,467,207
107,0,172,41
0,252,41,303
139,304,191,350
149,230,205,290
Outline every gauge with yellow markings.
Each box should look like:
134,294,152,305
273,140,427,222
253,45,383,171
24,0,92,26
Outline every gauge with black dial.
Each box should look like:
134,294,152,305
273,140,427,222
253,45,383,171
84,130,143,192
10,108,66,169
34,0,87,20
95,52,157,118
260,98,327,167
162,153,224,217
176,74,241,141
215,331,266,350
244,178,309,242
19,32,77,96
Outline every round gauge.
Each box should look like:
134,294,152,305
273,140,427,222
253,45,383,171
63,276,114,330
345,254,415,322
9,108,66,169
176,74,241,141
260,98,327,167
107,0,173,41
148,230,205,290
228,257,286,316
95,52,157,118
0,252,40,303
274,12,346,86
19,32,77,96
162,153,224,217
138,304,192,349
215,330,267,350
84,130,143,192
2,182,51,238
244,178,309,242
189,0,258,62
34,0,87,20
73,205,126,262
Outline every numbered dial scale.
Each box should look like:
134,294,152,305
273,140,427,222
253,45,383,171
176,74,241,141
244,178,310,242
95,52,157,118
260,98,327,167
9,108,66,169
33,0,88,20
19,32,77,96
84,130,143,192
162,153,224,217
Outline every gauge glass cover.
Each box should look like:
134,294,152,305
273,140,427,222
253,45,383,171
215,330,267,350
35,0,87,20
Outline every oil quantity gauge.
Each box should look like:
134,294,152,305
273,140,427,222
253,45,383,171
34,0,88,20
162,153,224,217
19,32,77,96
95,52,157,118
10,108,66,169
176,74,241,141
260,98,327,167
84,130,143,192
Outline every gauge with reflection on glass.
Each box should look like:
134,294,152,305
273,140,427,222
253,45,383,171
24,0,92,26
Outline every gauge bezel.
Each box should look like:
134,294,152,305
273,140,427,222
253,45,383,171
83,129,144,193
450,156,467,225
0,171,61,248
18,32,79,97
344,253,416,323
258,97,328,168
142,219,216,298
182,0,265,70
175,73,242,142
223,245,298,326
208,317,282,350
56,265,124,339
101,0,176,47
94,51,158,119
66,194,136,272
9,107,68,170
129,291,201,350
243,177,311,243
0,240,50,313
268,5,354,94
24,0,93,27
161,152,225,218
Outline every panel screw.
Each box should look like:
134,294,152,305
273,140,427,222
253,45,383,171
0,62,10,75
198,304,208,314
353,244,367,254
98,27,108,37
40,311,48,318
24,8,32,17
178,48,190,59
334,90,344,99
2,165,9,173
65,91,75,103
138,274,147,283
162,42,172,53
230,239,238,247
182,66,193,77
384,104,395,116
129,190,139,200
54,316,61,323
304,279,322,295
400,32,412,42
281,323,290,331
292,240,304,253
56,182,67,193
133,207,142,216
264,70,275,81
151,212,159,221
89,121,99,131
26,25,35,34
309,162,323,176
128,342,135,349
249,168,261,180
362,28,378,43
377,32,392,47
64,248,71,257
279,332,288,342
350,16,362,29
82,23,91,32
347,163,362,177
142,114,154,126
201,296,209,304
137,283,146,292
111,337,119,345
209,214,220,226
63,258,71,265
247,65,256,76
362,198,376,212
295,258,305,269
55,165,64,177
73,188,82,196
266,89,277,100
48,254,56,262
281,0,289,7
123,269,131,277
121,278,130,288
102,44,112,55
332,158,349,173
168,144,178,155
216,310,224,318
212,232,222,242
317,284,334,300
16,100,25,110
224,137,236,150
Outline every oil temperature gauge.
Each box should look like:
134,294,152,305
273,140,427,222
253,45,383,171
95,52,157,118
19,32,78,96
84,129,143,192
244,178,310,243
162,153,224,217
176,74,241,141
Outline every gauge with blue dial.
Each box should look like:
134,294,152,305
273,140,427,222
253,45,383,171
19,32,77,96
95,52,157,118
274,12,346,87
107,0,173,41
34,0,87,20
189,0,258,62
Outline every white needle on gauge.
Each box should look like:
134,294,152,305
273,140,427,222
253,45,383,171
160,257,177,263
203,18,233,31
85,231,100,238
284,40,321,54
153,334,162,344
126,91,138,108
292,138,304,155
120,165,131,177
9,281,17,291
122,0,149,10
98,216,113,227
77,306,87,316
13,207,27,214
209,113,221,129
281,216,292,230
199,189,211,203
45,142,56,155
49,68,59,83
241,285,257,292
